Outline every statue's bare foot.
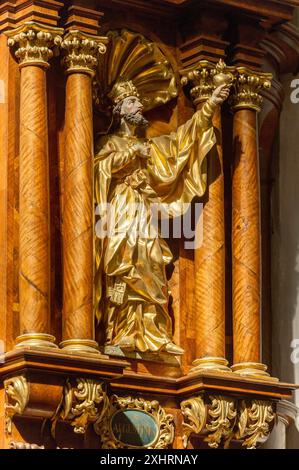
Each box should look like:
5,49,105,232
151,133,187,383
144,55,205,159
164,342,184,355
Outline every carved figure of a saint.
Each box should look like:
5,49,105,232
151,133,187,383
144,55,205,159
94,79,230,355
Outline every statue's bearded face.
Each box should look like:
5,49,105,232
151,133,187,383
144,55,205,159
120,96,148,127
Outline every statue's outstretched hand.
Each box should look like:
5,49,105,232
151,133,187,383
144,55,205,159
211,83,232,106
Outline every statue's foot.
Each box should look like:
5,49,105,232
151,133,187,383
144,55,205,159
115,337,135,351
164,342,184,355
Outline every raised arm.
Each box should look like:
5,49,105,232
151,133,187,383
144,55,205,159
184,82,231,131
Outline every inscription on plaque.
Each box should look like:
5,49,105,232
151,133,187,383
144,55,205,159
111,409,158,447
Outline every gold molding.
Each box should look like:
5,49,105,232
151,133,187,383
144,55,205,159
235,400,275,449
181,59,234,104
59,338,102,355
51,378,109,435
6,21,63,68
15,333,58,349
230,68,272,112
4,375,29,434
61,30,107,76
231,362,278,382
94,395,174,449
190,357,231,373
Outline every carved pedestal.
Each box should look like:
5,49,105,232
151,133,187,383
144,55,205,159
0,349,296,449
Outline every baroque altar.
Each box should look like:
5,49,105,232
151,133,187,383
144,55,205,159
0,0,298,450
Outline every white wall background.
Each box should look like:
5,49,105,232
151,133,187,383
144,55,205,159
271,11,299,443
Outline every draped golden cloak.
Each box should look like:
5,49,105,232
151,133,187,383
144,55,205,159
94,99,217,353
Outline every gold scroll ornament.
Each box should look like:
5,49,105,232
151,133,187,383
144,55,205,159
181,395,275,449
4,375,29,434
235,400,275,449
181,394,236,449
51,378,109,435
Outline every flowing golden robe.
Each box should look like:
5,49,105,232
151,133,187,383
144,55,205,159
94,99,217,353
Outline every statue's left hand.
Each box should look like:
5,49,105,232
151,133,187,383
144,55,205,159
211,83,232,106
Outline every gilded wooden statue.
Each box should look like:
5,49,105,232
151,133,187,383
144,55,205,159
94,77,230,356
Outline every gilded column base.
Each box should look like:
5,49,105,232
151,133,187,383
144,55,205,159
15,333,58,349
232,362,279,382
60,339,103,356
190,357,231,373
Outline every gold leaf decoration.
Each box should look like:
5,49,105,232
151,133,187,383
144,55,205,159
51,378,109,436
61,30,107,75
230,68,272,112
94,29,177,112
205,395,237,448
181,395,207,448
6,22,63,67
94,395,174,449
235,400,275,449
4,375,29,434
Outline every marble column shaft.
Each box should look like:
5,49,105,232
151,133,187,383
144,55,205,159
6,23,63,348
61,30,106,353
230,69,272,377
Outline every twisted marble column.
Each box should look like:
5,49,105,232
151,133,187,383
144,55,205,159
60,30,107,354
6,22,63,348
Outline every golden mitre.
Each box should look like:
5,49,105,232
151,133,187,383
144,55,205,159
108,78,140,105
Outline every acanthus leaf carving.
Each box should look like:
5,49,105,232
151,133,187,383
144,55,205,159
181,395,207,449
181,394,237,449
230,68,272,112
61,30,107,75
51,378,109,436
6,22,63,67
205,395,237,448
180,59,235,104
235,400,275,449
4,375,29,434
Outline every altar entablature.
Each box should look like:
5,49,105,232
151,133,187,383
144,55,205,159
0,0,299,451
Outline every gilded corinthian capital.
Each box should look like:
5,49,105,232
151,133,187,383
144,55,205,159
61,30,108,75
6,21,63,68
230,68,272,112
181,59,235,104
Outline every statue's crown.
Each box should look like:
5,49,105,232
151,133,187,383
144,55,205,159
109,79,140,105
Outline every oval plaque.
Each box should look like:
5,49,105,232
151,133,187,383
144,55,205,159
111,409,158,448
